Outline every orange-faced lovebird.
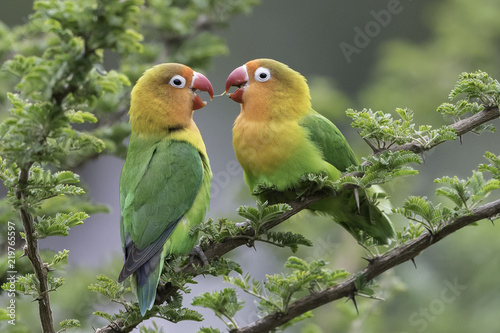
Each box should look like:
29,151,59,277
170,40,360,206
225,58,394,245
118,63,213,316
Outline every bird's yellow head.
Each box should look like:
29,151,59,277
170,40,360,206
129,63,213,134
225,59,311,120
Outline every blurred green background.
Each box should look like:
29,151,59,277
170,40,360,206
1,0,499,332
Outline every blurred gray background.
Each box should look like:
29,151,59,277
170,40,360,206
2,0,500,332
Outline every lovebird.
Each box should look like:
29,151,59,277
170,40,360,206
225,58,394,245
118,63,214,316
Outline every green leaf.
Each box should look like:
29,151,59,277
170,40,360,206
266,231,313,253
48,275,65,291
237,201,291,234
92,311,113,322
449,70,500,106
2,273,38,297
346,105,462,152
49,249,70,267
192,288,243,330
225,256,349,326
479,151,500,179
437,100,484,121
54,171,80,184
65,110,98,124
396,222,426,243
198,328,221,333
155,305,203,323
394,196,451,230
344,150,421,188
35,212,88,239
88,274,131,304
59,319,81,330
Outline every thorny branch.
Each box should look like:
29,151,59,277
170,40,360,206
16,165,56,333
231,198,500,333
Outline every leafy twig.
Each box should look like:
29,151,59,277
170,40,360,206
391,105,499,154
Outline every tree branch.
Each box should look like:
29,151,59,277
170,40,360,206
185,191,328,273
390,106,499,154
16,165,55,333
231,198,500,333
95,104,499,333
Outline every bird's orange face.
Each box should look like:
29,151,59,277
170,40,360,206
225,59,274,104
225,59,311,121
129,63,214,134
162,64,214,111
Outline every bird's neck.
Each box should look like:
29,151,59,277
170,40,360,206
131,119,208,157
239,97,310,123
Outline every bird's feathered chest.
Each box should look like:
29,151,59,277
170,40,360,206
232,115,312,176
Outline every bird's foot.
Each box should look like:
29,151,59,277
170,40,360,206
189,244,209,266
156,281,174,304
235,219,251,228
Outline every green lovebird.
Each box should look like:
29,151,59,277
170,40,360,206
225,58,394,245
118,63,214,316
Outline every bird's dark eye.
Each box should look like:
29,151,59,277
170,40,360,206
169,75,186,88
255,67,271,82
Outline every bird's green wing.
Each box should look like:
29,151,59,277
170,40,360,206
298,110,358,172
300,111,394,244
118,136,204,281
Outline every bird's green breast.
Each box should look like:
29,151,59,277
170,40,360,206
120,133,211,253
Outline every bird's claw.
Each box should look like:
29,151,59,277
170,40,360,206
190,244,209,266
235,219,251,228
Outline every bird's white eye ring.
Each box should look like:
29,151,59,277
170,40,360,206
169,75,186,88
254,67,271,82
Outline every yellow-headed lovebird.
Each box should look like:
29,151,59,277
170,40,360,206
118,63,213,316
225,58,394,245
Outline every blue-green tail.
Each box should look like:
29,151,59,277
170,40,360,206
135,250,162,316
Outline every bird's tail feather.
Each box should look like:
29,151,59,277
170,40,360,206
135,250,163,316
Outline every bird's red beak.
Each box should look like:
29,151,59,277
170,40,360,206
225,65,248,104
191,71,214,110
